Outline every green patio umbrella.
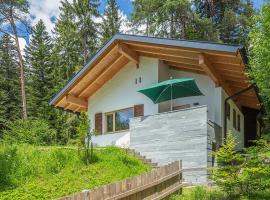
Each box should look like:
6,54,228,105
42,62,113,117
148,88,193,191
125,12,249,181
138,78,203,111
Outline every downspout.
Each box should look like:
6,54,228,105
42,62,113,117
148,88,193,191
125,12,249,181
223,84,255,141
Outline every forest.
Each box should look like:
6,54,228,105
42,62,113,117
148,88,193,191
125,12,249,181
0,0,270,144
2,1,270,199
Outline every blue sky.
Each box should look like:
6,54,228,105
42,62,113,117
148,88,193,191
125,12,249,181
10,0,266,49
26,0,265,35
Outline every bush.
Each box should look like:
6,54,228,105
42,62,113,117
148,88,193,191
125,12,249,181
211,133,270,199
2,119,56,145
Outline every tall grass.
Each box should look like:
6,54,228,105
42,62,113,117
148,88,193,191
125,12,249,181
170,187,225,200
0,144,150,199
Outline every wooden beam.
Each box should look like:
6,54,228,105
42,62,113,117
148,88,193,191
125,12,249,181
66,94,88,108
208,55,241,65
86,56,129,98
63,103,71,110
164,61,203,70
78,55,126,98
124,41,237,57
131,45,199,60
226,80,250,88
169,66,206,75
139,52,199,66
118,43,139,64
214,63,244,72
198,53,220,86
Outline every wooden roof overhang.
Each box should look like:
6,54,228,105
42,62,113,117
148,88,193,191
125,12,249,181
49,34,261,112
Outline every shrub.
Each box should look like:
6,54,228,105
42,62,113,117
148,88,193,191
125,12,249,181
2,119,56,145
211,133,270,198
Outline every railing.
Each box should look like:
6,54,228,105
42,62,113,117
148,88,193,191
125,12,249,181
58,161,182,200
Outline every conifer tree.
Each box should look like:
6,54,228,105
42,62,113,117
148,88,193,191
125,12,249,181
101,0,121,44
0,0,30,119
25,20,54,120
0,34,21,130
132,0,197,39
48,0,100,143
194,0,255,44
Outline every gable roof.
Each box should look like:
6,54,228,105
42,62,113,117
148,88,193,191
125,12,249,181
49,34,261,112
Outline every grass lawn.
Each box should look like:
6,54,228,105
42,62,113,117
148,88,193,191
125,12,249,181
0,144,151,200
169,186,225,200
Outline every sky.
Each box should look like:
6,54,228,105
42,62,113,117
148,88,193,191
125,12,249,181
16,0,265,51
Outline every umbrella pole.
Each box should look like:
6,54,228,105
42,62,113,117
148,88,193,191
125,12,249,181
170,84,172,111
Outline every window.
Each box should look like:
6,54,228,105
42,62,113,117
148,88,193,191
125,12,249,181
237,114,241,131
226,103,231,120
233,109,236,129
105,108,134,132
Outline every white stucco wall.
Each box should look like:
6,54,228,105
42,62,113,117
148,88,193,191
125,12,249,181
88,57,159,134
170,70,217,122
221,89,245,149
87,58,244,149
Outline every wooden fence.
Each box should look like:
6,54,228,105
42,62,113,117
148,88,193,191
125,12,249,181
59,160,182,200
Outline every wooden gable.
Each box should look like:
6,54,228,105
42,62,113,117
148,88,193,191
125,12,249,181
50,35,261,112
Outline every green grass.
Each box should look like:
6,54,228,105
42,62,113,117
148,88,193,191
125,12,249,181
170,186,270,200
169,186,225,200
0,144,151,200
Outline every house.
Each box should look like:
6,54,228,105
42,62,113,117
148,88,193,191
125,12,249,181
49,34,262,183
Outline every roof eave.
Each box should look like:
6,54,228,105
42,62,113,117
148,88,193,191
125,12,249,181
49,34,243,106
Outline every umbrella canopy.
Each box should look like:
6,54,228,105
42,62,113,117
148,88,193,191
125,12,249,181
138,78,203,104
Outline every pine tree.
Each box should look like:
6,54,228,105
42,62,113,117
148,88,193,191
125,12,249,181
132,0,198,39
132,0,159,36
0,0,30,119
68,0,100,64
24,20,54,120
47,0,100,143
0,34,21,130
249,4,270,130
101,0,121,44
194,0,255,44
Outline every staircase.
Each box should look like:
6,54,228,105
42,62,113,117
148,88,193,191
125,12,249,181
127,149,158,168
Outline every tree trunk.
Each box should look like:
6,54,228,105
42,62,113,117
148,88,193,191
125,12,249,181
10,15,27,119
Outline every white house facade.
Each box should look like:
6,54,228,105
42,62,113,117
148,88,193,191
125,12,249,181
50,34,262,183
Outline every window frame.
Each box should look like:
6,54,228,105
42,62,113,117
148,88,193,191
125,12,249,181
105,107,134,133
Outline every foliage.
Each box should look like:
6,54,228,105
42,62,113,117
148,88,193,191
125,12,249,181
132,0,255,42
0,144,151,199
0,34,21,132
211,133,245,195
0,0,31,119
101,0,121,44
211,133,270,199
169,186,225,200
194,0,255,44
249,4,270,130
24,20,54,120
2,119,56,145
76,112,93,164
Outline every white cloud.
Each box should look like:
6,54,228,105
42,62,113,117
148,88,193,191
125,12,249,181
28,0,71,33
18,37,27,56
